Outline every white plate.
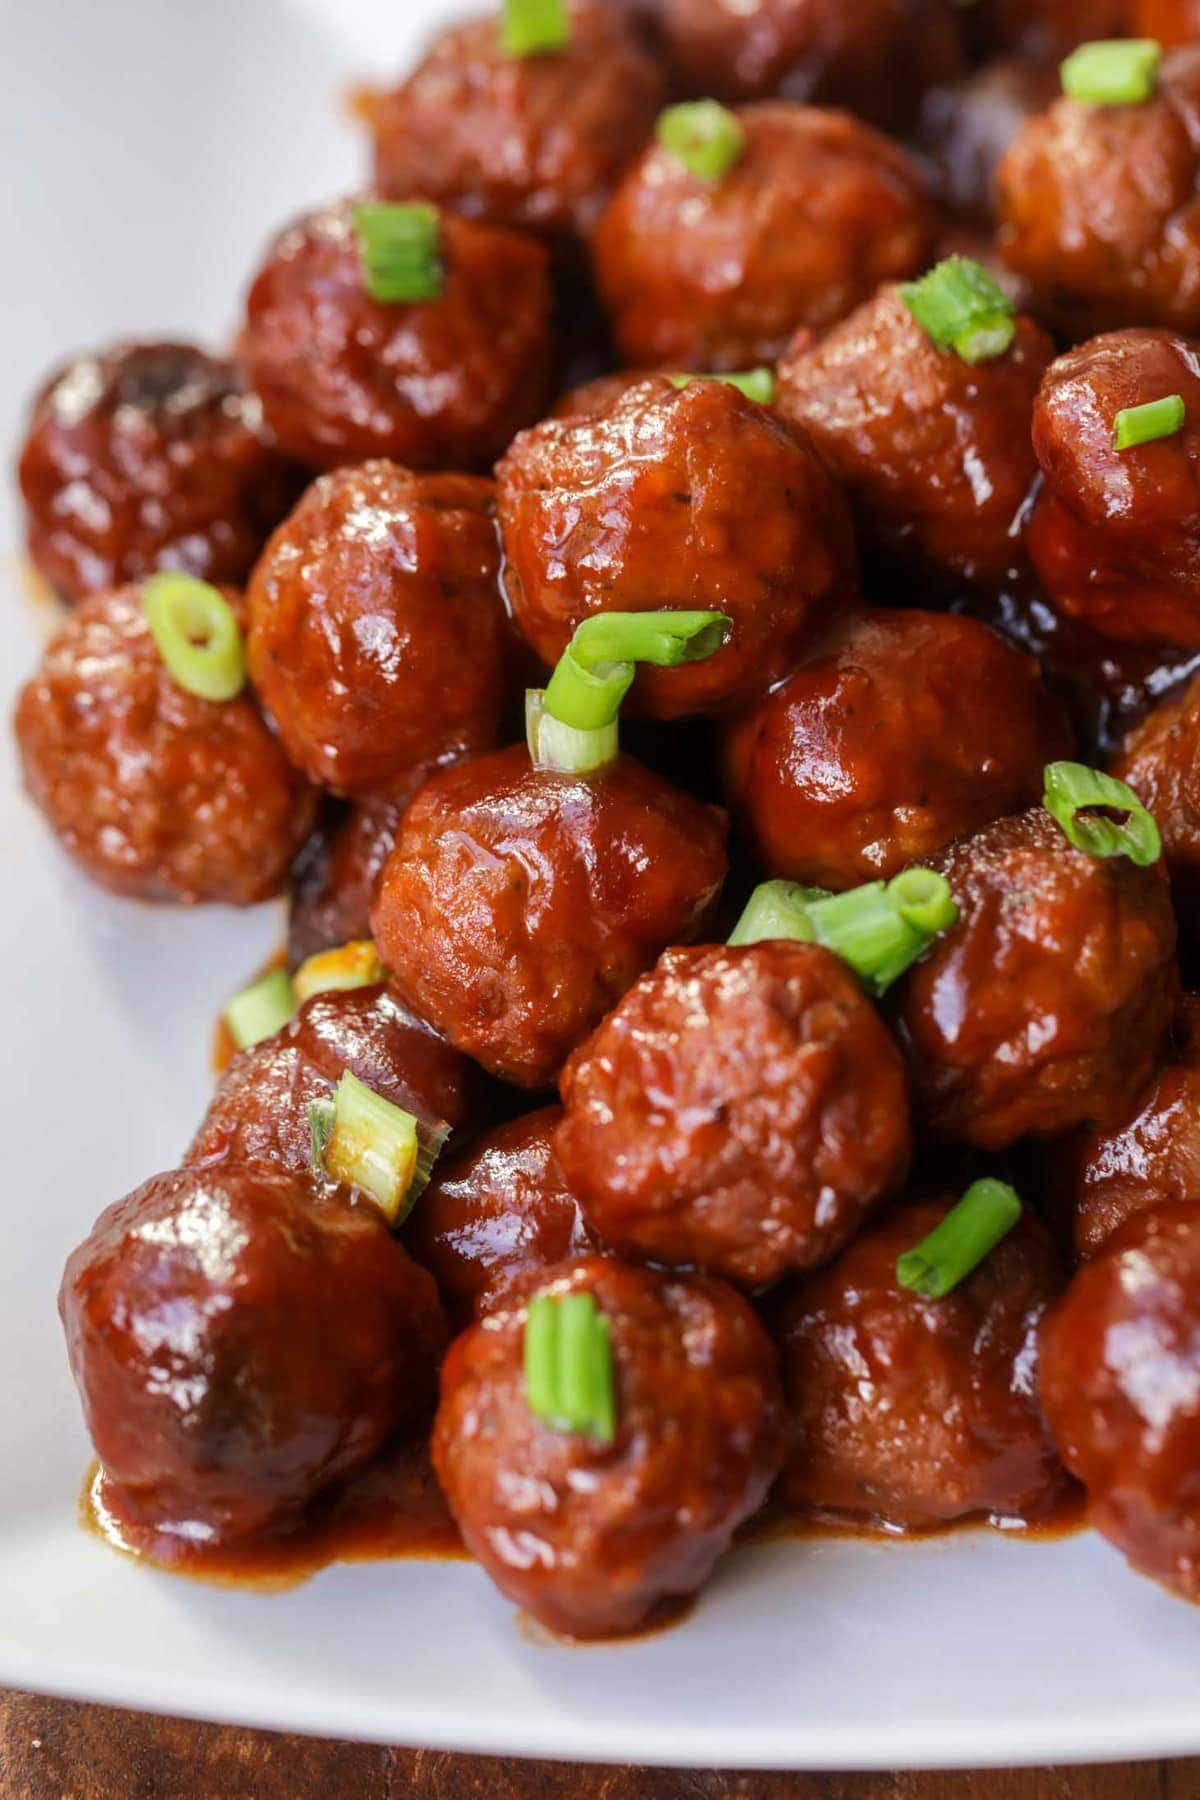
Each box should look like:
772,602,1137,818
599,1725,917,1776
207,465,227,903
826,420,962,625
4,0,1200,1769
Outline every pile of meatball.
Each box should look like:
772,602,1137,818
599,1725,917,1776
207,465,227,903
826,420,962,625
20,0,1200,1641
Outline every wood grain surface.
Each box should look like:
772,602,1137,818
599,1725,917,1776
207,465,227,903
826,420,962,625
1,1692,1196,1799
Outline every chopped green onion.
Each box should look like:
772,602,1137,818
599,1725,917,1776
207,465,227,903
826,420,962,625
525,690,618,775
1043,761,1161,866
322,1071,420,1224
142,573,246,702
728,872,958,995
896,1179,1023,1299
727,879,829,947
528,609,731,772
1061,38,1160,106
293,939,386,1005
667,369,776,405
899,256,1016,365
354,202,443,304
500,0,569,57
656,100,745,182
523,1289,616,1444
224,967,295,1050
308,1097,335,1179
1113,393,1185,450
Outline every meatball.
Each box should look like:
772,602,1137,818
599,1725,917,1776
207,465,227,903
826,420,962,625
723,610,1072,891
287,794,409,968
775,1199,1066,1530
187,982,475,1172
1113,670,1200,916
997,49,1200,338
659,0,962,135
1059,997,1200,1261
592,103,936,371
59,1163,448,1545
241,198,552,470
896,808,1179,1149
17,341,295,606
1026,331,1200,649
408,1107,592,1323
13,584,314,904
433,1255,783,1638
556,940,912,1288
371,745,729,1088
1039,1203,1200,1601
246,462,508,798
918,59,1058,224
497,375,857,718
365,3,664,237
775,285,1055,589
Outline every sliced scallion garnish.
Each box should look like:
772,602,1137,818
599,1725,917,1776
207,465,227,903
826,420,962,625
524,1289,616,1444
1060,38,1160,106
317,1071,441,1224
293,939,386,1005
728,870,958,995
142,573,246,703
500,0,570,56
1113,393,1185,450
896,1179,1023,1298
1043,761,1161,866
900,256,1016,365
667,369,776,405
354,202,443,305
224,967,295,1050
656,100,745,182
526,609,730,774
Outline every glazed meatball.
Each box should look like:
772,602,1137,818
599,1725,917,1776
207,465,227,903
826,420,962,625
1114,670,1200,919
408,1107,592,1323
776,284,1055,589
1059,997,1200,1260
964,0,1126,59
17,342,295,606
246,462,508,797
660,0,961,133
497,375,857,717
60,1163,448,1545
1040,1203,1200,1601
433,1256,783,1638
896,808,1179,1149
13,584,314,904
776,1199,1066,1530
365,3,664,237
724,611,1072,891
998,49,1200,338
556,940,912,1288
241,198,552,470
592,103,936,371
371,745,728,1088
187,982,475,1172
287,794,410,967
1026,331,1200,649
919,59,1058,223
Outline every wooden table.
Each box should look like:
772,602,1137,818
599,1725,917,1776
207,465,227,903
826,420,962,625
2,1693,1197,1798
